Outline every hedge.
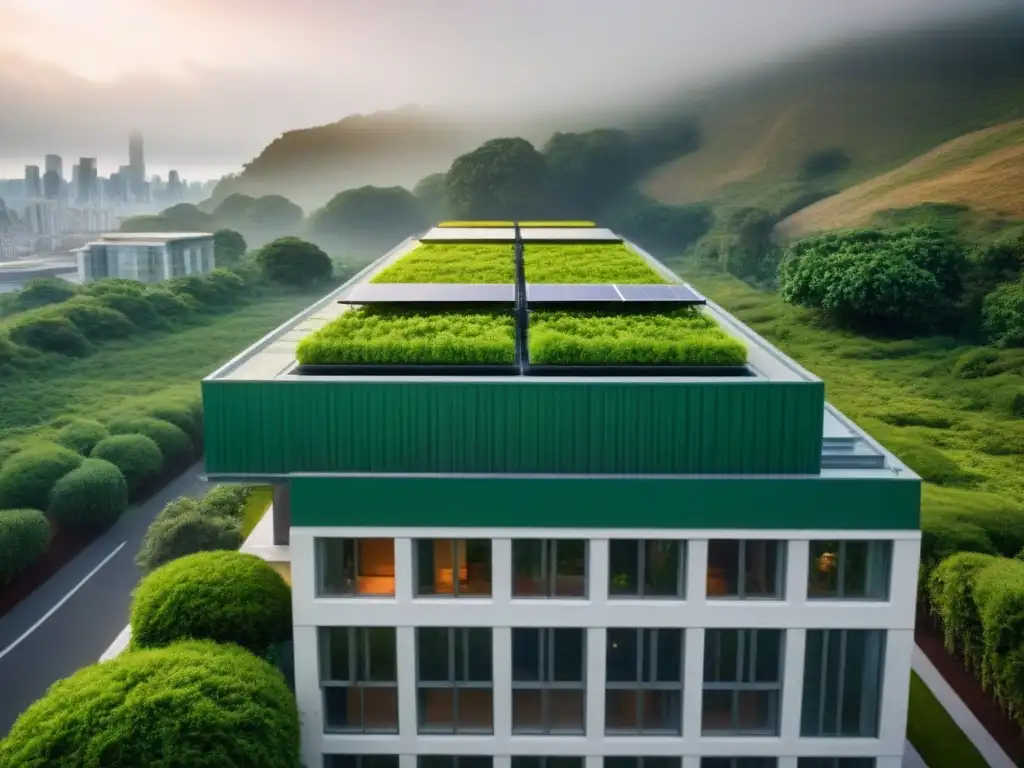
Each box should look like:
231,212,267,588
0,640,301,768
94,291,169,330
58,297,135,340
90,434,164,496
47,459,128,532
0,443,83,511
106,416,193,465
0,509,50,584
135,508,242,574
54,418,110,456
199,484,250,521
131,550,291,655
920,486,1024,572
135,402,200,444
140,288,196,321
7,313,92,357
929,552,998,673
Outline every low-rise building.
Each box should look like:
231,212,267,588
76,231,215,284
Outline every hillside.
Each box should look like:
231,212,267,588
642,8,1024,215
775,120,1024,239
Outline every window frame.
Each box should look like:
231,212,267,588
605,627,685,735
512,539,588,599
511,628,587,734
604,758,682,768
797,760,876,768
325,756,401,768
417,758,493,768
513,758,585,768
316,538,396,597
707,539,786,600
807,540,892,600
415,538,492,598
700,759,779,768
702,628,785,736
318,627,398,734
416,627,494,734
801,629,886,738
608,539,686,599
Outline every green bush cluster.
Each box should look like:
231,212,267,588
47,459,128,532
919,486,1024,571
0,509,50,584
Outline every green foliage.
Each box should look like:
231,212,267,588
212,192,257,223
82,278,147,297
0,443,83,511
213,228,247,264
297,308,516,365
247,194,303,231
255,236,332,287
523,243,669,284
0,640,301,768
929,552,999,670
106,416,193,465
135,508,242,574
0,277,78,316
136,402,201,444
982,278,1024,347
204,268,248,304
90,434,164,496
55,418,109,456
885,435,980,486
970,558,1024,724
118,214,171,232
372,243,514,284
800,148,853,179
141,288,196,321
543,130,634,217
413,172,448,221
47,458,128,531
602,193,713,255
907,671,990,768
445,138,547,220
93,291,168,330
8,312,92,357
131,550,291,655
308,185,425,244
199,484,251,521
165,274,221,307
0,509,50,584
58,297,136,339
921,510,998,573
528,309,748,366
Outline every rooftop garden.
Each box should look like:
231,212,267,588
370,243,514,284
528,308,748,366
524,243,669,284
438,221,596,227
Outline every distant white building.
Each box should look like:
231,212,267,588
76,232,215,284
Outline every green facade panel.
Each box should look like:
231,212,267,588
290,473,921,530
203,378,825,477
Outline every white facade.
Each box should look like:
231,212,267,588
76,233,215,284
289,525,920,768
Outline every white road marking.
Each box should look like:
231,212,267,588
0,541,127,662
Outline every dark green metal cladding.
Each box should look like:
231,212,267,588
202,377,824,476
290,473,921,530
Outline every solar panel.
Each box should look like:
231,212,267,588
616,284,706,304
519,227,622,242
339,283,515,304
420,227,516,242
526,284,622,303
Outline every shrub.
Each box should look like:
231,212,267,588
255,237,333,287
952,347,1001,379
205,268,248,303
884,436,979,486
54,418,109,456
106,416,193,465
82,278,147,296
928,552,998,671
199,484,250,521
136,402,200,443
153,497,201,522
4,276,78,314
57,296,136,340
142,288,196,321
131,550,291,655
920,509,997,573
8,312,92,356
165,274,221,307
0,443,83,511
923,485,1024,559
213,228,247,264
90,434,164,496
47,459,128,532
0,509,50,584
0,640,301,768
983,279,1024,347
971,558,1024,725
94,290,169,330
135,509,242,573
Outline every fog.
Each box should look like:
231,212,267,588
0,0,1014,177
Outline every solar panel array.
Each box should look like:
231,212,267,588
339,283,515,304
519,227,621,242
340,282,705,306
525,283,705,305
420,227,516,242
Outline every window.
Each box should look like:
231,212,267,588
512,539,587,597
317,538,395,596
802,629,886,737
605,628,684,734
702,629,783,735
808,541,891,600
702,760,778,768
513,759,584,768
609,539,685,598
605,759,680,768
419,758,492,768
512,628,586,733
417,627,493,733
707,540,785,599
416,539,491,596
798,761,875,768
319,627,397,733
326,757,400,768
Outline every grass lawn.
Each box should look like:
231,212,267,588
371,244,515,284
907,671,988,768
524,244,669,284
240,486,273,537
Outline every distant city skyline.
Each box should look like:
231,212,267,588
0,157,236,184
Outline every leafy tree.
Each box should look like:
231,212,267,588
159,203,215,231
247,195,303,231
962,237,1024,334
413,173,448,222
603,192,713,254
0,443,83,511
255,237,332,287
213,228,247,264
213,192,257,224
308,185,425,244
719,208,779,280
0,509,50,584
90,434,164,497
983,279,1024,347
136,508,242,573
543,130,633,217
0,640,301,768
47,458,128,531
445,138,547,220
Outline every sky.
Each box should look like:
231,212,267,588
0,0,1011,180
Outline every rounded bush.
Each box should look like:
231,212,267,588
0,443,83,511
55,418,109,456
0,640,301,768
166,275,220,307
57,297,135,340
8,313,92,357
983,279,1024,348
83,278,146,297
136,402,199,443
131,550,291,655
106,416,193,465
0,509,50,584
154,496,201,522
47,458,128,532
952,347,1001,379
199,484,250,521
94,291,169,330
205,268,248,302
142,288,195,321
135,509,242,574
90,434,164,496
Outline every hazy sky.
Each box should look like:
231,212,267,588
0,0,1008,179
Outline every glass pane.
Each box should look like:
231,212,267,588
363,757,400,768
700,760,731,768
840,630,883,737
512,540,545,597
548,759,584,768
464,628,492,682
704,629,739,683
645,540,682,596
753,630,783,683
549,689,585,732
321,627,349,681
362,687,398,732
736,690,779,735
609,540,640,595
357,539,395,596
604,689,639,731
511,689,543,732
843,541,870,597
419,758,451,768
604,759,637,768
417,687,453,731
554,539,586,597
606,628,638,682
455,688,493,732
654,629,683,682
854,542,891,600
512,628,541,681
460,759,493,768
701,689,734,733
707,540,740,597
417,628,449,682
318,538,355,595
416,539,446,596
463,540,492,596
323,686,360,731
366,628,397,681
744,540,781,597
642,690,682,733
325,756,357,768
512,759,541,768
552,628,585,682
645,760,681,768
808,540,840,597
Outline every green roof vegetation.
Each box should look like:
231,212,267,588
295,308,516,365
371,243,514,284
524,243,669,284
528,308,748,366
437,221,514,227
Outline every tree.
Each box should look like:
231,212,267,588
719,207,779,280
308,185,426,244
106,416,193,465
445,137,547,220
213,192,257,224
413,173,448,221
983,279,1024,347
213,229,247,265
543,130,633,217
159,203,215,231
0,640,301,768
247,195,304,231
255,236,332,287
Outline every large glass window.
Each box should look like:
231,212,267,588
702,629,783,735
512,628,585,733
326,757,400,768
419,758,492,768
513,758,583,768
609,539,686,598
317,538,395,597
416,539,491,596
702,760,778,768
319,627,397,733
707,540,785,599
808,541,891,600
797,761,875,768
605,628,684,734
512,539,587,597
605,760,680,768
417,627,493,733
802,630,886,737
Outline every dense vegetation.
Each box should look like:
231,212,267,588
523,243,668,284
371,243,515,284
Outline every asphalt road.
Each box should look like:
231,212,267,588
0,463,211,735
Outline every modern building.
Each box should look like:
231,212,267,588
76,231,214,283
202,224,921,768
77,158,98,204
129,130,147,201
24,165,42,199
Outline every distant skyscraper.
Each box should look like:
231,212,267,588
45,154,63,178
24,165,42,198
128,130,146,201
77,158,98,204
167,170,182,201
